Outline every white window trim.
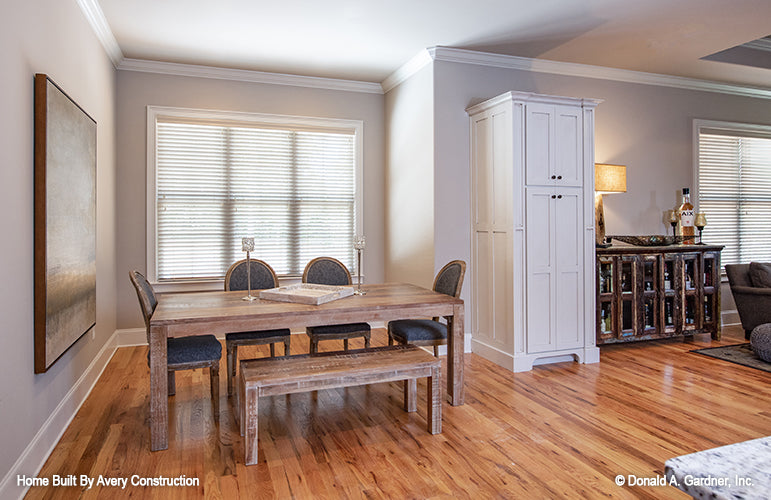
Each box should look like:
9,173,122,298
146,105,364,293
693,118,771,280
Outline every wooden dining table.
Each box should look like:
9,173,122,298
148,282,465,451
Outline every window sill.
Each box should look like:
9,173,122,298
152,275,365,294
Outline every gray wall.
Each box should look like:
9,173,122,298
387,58,771,322
115,70,386,328
0,0,117,489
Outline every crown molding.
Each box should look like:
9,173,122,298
384,46,771,100
381,49,434,92
118,58,384,94
75,0,123,66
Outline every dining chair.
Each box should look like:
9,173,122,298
224,258,291,395
387,260,466,356
302,256,371,354
129,270,221,417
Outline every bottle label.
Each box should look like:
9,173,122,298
681,210,694,227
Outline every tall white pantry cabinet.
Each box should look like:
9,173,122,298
467,91,601,372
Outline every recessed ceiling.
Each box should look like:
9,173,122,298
98,0,771,87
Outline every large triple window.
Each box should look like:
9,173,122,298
147,107,362,283
696,120,771,269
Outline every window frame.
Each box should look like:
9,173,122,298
146,106,364,292
693,119,771,276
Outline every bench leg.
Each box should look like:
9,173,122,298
403,379,417,412
244,386,259,465
427,367,441,434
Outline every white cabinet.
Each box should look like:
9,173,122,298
468,91,600,372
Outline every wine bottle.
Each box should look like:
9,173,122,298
664,267,671,290
678,188,695,244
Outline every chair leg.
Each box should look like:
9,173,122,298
343,339,349,351
388,335,394,346
269,343,276,357
310,338,317,355
434,345,439,357
167,371,176,396
364,333,370,349
227,343,237,396
283,337,291,356
210,363,220,419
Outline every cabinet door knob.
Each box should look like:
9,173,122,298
551,195,556,199
557,175,563,180
551,175,557,179
557,194,563,199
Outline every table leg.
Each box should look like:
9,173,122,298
446,304,465,405
244,386,259,465
404,379,417,412
428,366,441,434
149,324,169,451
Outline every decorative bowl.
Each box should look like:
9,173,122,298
611,235,683,246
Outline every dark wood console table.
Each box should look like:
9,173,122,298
596,244,723,345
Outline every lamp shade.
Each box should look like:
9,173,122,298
595,164,627,193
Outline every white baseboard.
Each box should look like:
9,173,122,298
0,331,119,500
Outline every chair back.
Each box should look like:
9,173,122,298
129,270,157,343
303,257,352,286
433,260,466,298
225,259,279,291
725,264,751,288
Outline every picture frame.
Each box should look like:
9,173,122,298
34,74,97,373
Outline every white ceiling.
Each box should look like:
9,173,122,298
98,0,771,88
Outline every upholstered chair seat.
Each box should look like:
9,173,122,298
129,270,221,417
387,260,466,356
303,256,371,354
224,259,291,395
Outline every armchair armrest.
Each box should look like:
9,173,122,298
729,285,771,296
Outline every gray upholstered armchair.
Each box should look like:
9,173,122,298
725,263,771,340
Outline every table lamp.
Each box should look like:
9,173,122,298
595,163,627,247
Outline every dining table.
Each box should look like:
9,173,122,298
148,282,465,451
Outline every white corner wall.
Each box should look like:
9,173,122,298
384,64,435,288
0,1,118,497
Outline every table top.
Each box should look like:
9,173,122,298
664,436,771,499
150,282,463,333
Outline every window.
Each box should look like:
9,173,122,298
696,120,771,269
147,107,363,283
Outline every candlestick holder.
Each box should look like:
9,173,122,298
353,235,366,295
241,237,257,301
668,210,678,237
695,212,707,245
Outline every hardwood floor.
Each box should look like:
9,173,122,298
26,326,770,499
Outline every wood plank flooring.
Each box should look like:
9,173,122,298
26,326,770,499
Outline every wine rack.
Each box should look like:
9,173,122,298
596,244,723,344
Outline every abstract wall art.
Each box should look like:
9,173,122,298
34,74,97,373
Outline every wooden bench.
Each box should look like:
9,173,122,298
238,345,442,465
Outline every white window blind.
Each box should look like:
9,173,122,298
697,125,771,269
150,109,360,282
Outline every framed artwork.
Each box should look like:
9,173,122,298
34,74,97,373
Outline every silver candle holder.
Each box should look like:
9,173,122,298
353,235,366,295
241,237,257,301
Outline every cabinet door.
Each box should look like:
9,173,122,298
554,105,583,186
553,188,583,349
525,103,554,186
525,187,555,352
